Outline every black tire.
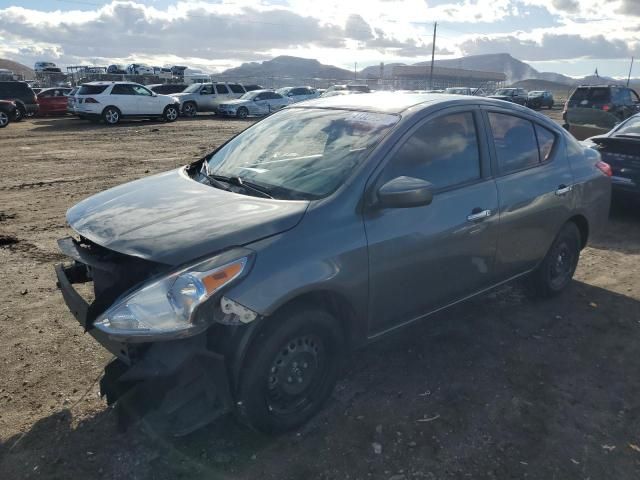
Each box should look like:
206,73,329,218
102,106,121,125
182,102,197,117
0,110,10,128
531,222,581,297
236,306,344,434
14,105,25,122
163,104,179,122
236,107,249,119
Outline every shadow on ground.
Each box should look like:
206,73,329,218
2,279,640,480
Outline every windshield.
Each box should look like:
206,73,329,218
205,108,399,199
240,91,260,100
183,83,203,93
614,116,640,136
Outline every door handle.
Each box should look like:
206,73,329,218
467,209,492,222
555,185,573,196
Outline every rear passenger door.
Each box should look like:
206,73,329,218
213,84,230,107
365,108,500,335
483,108,574,280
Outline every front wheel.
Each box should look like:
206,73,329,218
236,307,344,434
102,106,121,125
163,104,179,122
0,110,10,128
236,107,249,119
182,102,197,117
531,222,581,297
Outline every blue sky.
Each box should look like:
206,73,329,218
0,0,638,78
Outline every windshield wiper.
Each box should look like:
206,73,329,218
208,174,274,199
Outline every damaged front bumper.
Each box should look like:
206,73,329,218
55,238,235,435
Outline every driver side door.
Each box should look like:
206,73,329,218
132,85,159,115
364,108,499,336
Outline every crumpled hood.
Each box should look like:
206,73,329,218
67,168,309,265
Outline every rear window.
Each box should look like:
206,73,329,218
78,85,108,95
569,87,610,107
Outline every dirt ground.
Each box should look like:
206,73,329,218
1,108,639,480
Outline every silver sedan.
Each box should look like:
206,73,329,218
217,90,292,118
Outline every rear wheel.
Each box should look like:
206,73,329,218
102,106,121,125
163,104,179,122
0,111,10,128
14,106,25,122
531,222,581,297
236,107,249,119
182,102,197,117
236,306,344,434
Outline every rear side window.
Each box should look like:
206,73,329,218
79,85,108,95
535,124,556,162
216,84,229,94
383,112,481,189
1,82,31,96
488,112,539,174
228,84,244,94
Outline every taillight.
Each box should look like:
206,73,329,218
84,97,99,104
602,104,611,112
596,160,612,177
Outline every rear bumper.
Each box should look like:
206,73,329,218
55,258,235,435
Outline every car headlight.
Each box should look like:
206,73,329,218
94,249,253,342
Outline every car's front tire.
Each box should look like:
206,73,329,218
0,110,10,128
163,104,179,122
13,105,25,122
531,222,581,297
236,107,249,119
102,106,121,125
182,102,197,117
236,306,344,434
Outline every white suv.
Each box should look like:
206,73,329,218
73,82,180,125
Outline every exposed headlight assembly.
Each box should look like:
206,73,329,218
94,249,253,342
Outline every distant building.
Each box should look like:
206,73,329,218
391,64,506,90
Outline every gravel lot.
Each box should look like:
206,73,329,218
1,110,639,480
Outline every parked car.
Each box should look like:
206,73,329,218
320,89,364,98
73,81,180,125
445,87,486,96
0,100,17,128
275,86,320,103
67,87,79,114
37,87,73,116
584,113,640,202
148,83,189,95
174,82,246,117
0,81,38,120
34,61,57,72
107,64,127,74
488,88,528,106
325,84,371,94
563,85,640,140
55,93,611,436
217,90,291,118
528,91,554,110
126,64,154,75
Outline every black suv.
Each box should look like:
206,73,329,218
564,85,640,140
0,81,38,120
488,88,528,106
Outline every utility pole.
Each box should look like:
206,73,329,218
428,22,437,89
627,56,634,87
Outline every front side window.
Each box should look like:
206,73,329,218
382,112,481,189
488,112,539,174
133,85,152,96
200,85,213,94
205,108,399,199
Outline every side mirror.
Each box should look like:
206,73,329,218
376,176,433,209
